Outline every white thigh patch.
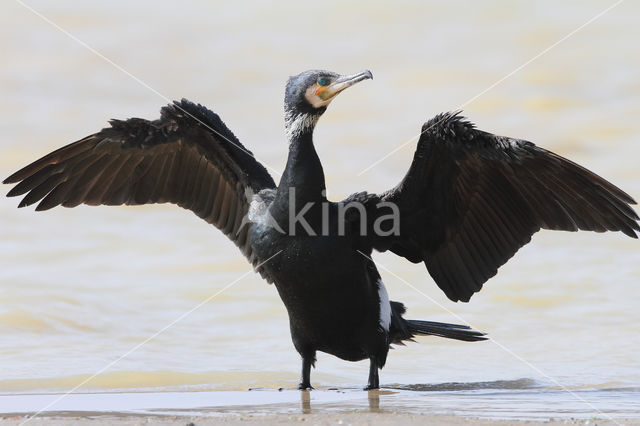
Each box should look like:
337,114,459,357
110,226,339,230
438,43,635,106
377,279,391,332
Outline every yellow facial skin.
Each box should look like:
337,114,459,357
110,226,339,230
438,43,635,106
315,84,333,101
305,84,333,108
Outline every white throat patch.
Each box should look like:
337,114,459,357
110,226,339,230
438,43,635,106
284,110,319,142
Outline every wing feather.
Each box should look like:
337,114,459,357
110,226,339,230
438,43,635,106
366,112,638,302
4,99,276,261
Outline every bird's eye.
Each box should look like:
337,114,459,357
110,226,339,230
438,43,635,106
317,77,329,86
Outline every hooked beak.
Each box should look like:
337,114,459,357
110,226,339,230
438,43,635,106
317,70,373,101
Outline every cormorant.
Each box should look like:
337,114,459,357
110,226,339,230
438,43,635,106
4,69,639,390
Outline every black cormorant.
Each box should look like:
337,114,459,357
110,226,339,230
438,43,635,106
4,69,639,390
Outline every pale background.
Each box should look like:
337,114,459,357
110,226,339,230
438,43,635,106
0,0,638,418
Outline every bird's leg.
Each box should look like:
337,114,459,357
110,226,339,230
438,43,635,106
365,357,380,390
298,352,316,390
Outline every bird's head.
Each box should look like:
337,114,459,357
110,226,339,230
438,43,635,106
284,69,373,140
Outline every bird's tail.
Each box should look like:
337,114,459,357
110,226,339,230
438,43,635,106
389,301,487,344
406,319,487,342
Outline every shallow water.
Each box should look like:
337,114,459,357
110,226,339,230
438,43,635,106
1,385,639,421
1,0,639,420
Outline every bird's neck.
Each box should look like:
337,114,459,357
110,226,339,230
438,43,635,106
278,123,326,204
270,113,327,233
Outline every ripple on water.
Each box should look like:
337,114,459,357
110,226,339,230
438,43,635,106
389,378,541,392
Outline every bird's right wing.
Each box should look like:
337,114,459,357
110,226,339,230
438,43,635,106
3,99,276,263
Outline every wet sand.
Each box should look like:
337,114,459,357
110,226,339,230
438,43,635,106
1,389,637,425
0,413,633,426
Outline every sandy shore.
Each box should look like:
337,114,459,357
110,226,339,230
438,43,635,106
2,389,636,425
0,414,633,426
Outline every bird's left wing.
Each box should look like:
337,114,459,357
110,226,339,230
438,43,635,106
362,112,639,302
3,99,276,262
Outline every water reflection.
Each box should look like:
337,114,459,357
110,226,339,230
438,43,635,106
297,385,640,420
284,379,639,417
299,389,388,414
300,390,310,414
367,390,381,412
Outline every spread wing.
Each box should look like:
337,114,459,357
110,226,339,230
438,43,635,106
3,99,276,262
365,112,639,302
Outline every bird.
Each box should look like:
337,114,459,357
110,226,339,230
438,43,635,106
4,69,639,390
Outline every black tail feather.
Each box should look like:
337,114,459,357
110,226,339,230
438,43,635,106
388,301,486,344
406,319,487,342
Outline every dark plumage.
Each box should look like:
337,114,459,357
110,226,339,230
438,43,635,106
4,69,638,390
365,111,639,302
